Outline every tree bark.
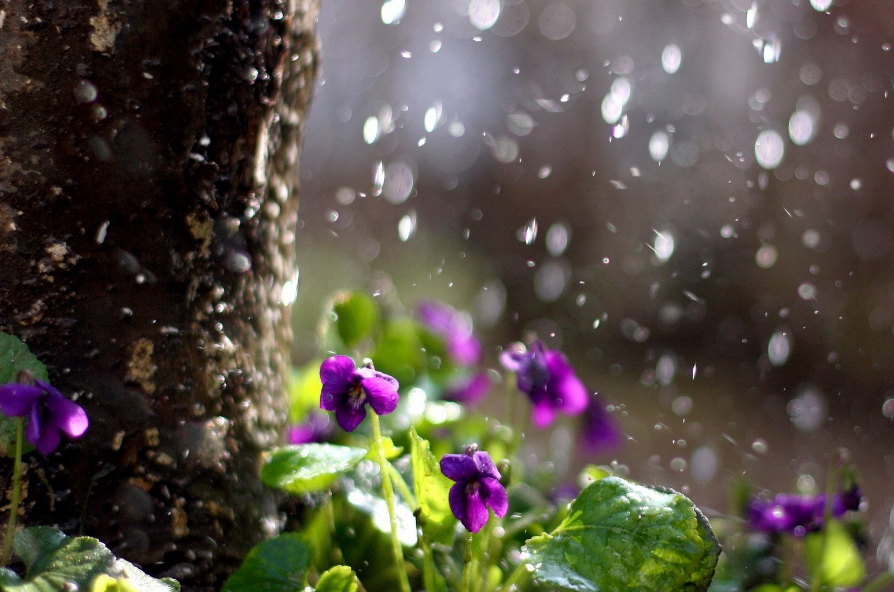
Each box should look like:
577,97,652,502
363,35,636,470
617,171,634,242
0,0,318,589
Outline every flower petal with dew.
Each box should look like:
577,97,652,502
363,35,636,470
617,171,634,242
319,355,400,432
0,379,88,455
417,300,482,366
440,446,508,533
500,341,588,428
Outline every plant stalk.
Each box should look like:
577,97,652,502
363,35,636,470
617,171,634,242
1,419,24,566
370,413,412,592
496,560,530,592
463,531,474,592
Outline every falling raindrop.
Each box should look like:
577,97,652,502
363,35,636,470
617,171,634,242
518,218,538,245
372,161,385,196
469,0,501,30
788,385,827,432
382,161,415,204
653,230,675,263
756,245,778,268
661,44,682,74
649,131,670,162
768,328,792,366
545,222,570,256
755,129,785,169
424,102,443,132
363,116,380,144
398,210,417,241
788,110,816,145
381,0,407,25
809,0,832,11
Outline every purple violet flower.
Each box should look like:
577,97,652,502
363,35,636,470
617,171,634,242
500,341,588,428
440,447,508,533
444,372,492,406
286,412,331,444
319,355,400,432
747,486,863,536
417,300,482,366
0,379,88,455
580,395,623,455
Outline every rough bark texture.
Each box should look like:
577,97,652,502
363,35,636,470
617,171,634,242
0,0,318,589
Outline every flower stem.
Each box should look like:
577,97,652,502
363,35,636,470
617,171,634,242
496,560,530,592
462,531,474,592
370,413,411,592
1,418,24,567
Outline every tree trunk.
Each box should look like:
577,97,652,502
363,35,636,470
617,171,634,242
0,0,318,589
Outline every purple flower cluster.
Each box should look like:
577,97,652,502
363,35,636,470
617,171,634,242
440,447,508,533
0,379,88,455
580,395,623,455
747,486,862,536
500,341,588,428
319,356,400,432
417,300,482,366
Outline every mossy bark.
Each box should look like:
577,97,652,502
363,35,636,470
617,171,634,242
0,1,318,589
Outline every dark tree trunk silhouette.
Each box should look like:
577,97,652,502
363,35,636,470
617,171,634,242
0,1,318,589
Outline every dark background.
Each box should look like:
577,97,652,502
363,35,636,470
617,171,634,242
296,0,894,570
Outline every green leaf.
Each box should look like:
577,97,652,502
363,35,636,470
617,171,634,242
408,427,456,545
0,333,48,385
364,437,402,461
221,533,311,592
332,291,380,348
525,476,720,592
261,444,368,494
749,585,799,592
0,527,177,592
286,365,323,422
314,566,358,592
804,519,865,588
371,320,424,386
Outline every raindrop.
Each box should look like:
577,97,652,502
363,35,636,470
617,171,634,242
448,121,465,137
545,222,570,256
363,116,380,144
538,165,552,178
612,115,630,138
381,0,407,25
751,439,769,454
672,396,692,416
649,131,670,162
882,397,894,419
518,218,538,244
788,110,816,145
670,457,688,472
610,77,632,104
850,178,862,190
756,245,778,268
690,447,717,483
534,260,571,302
653,230,675,263
788,385,827,432
601,93,624,125
755,130,785,169
382,161,415,204
424,102,443,132
809,0,832,10
538,3,577,40
803,229,821,249
372,161,385,196
661,44,682,74
657,354,677,385
833,123,849,139
768,328,792,366
746,1,758,29
490,137,519,163
398,210,417,241
507,111,536,136
74,80,98,104
469,0,501,30
798,282,816,300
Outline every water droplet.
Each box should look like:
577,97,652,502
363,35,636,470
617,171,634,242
661,43,682,74
363,116,380,144
649,130,670,162
381,0,407,24
534,260,571,302
690,447,717,483
810,0,832,10
882,397,894,419
518,218,538,245
74,80,98,104
546,222,570,256
751,439,768,454
746,1,758,29
755,129,785,169
672,395,692,415
798,282,816,300
424,102,443,133
538,3,577,40
788,110,816,145
768,328,792,366
398,210,417,241
469,0,501,30
382,161,415,204
802,229,821,249
372,161,385,196
833,123,849,139
652,230,675,263
788,385,827,432
670,457,688,472
756,245,778,268
538,165,552,179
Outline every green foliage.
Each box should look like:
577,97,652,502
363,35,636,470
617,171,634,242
804,519,865,588
408,427,457,545
286,365,323,423
261,444,368,494
221,534,311,592
314,566,358,592
0,527,178,592
0,333,48,385
365,437,402,461
370,319,424,386
332,292,380,349
526,476,720,592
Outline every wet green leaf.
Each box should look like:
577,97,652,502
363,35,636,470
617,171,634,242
0,527,178,592
805,519,865,588
261,444,368,494
221,533,311,592
371,320,424,386
408,427,457,545
332,292,380,348
314,566,358,592
526,476,720,592
0,333,48,385
364,437,402,461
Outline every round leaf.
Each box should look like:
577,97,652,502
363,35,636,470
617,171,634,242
261,444,368,494
525,476,720,592
332,292,380,348
0,332,48,385
221,533,311,592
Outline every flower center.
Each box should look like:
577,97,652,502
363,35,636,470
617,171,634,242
465,480,480,496
348,384,366,409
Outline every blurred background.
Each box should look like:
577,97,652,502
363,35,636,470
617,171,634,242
295,0,894,571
